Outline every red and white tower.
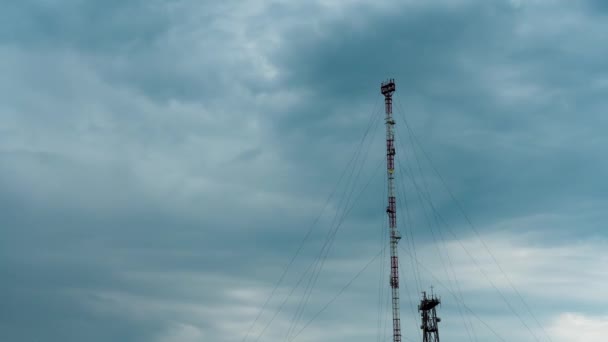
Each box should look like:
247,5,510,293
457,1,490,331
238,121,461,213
381,79,402,342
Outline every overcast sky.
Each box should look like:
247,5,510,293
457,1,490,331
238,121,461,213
1,1,607,341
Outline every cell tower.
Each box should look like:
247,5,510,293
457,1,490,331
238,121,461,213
381,79,402,342
419,290,441,342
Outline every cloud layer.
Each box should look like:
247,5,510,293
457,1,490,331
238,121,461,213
1,0,607,341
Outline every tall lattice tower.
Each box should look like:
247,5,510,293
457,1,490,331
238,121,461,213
419,290,441,342
381,79,403,342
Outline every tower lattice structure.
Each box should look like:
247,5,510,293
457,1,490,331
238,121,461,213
419,290,441,342
381,79,403,342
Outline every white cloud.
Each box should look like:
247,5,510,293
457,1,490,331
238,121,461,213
407,223,608,303
386,222,607,341
549,313,608,342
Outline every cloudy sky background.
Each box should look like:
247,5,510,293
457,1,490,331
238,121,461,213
1,0,608,341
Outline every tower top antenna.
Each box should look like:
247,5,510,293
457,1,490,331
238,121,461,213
419,289,441,342
381,79,396,96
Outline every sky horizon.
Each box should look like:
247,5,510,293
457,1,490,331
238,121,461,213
1,1,607,341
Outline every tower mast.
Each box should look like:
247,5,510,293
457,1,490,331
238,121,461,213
419,290,441,342
381,79,402,342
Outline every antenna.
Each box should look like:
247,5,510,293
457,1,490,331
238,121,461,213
419,290,442,342
381,78,402,342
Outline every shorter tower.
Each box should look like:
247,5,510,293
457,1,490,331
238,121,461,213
419,290,441,342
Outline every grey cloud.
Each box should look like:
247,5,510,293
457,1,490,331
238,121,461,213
1,0,608,341
265,0,608,231
0,0,169,51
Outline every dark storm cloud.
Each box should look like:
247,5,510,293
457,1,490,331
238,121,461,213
586,0,608,13
267,0,608,234
265,2,518,192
